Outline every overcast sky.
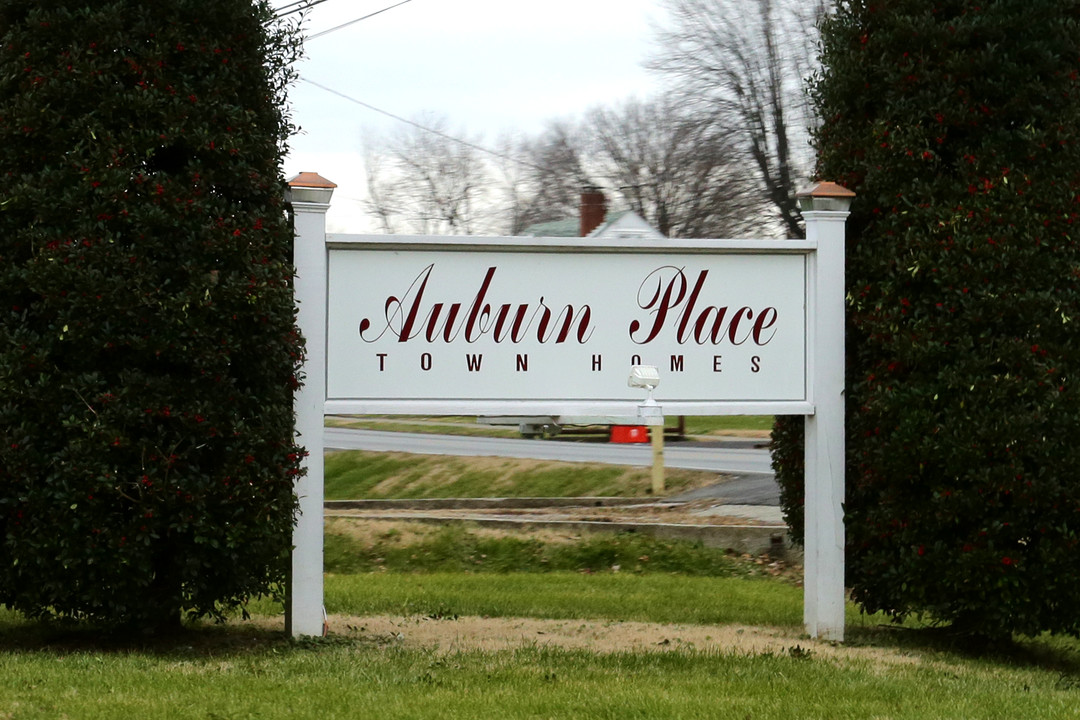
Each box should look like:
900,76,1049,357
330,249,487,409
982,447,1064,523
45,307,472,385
274,0,665,231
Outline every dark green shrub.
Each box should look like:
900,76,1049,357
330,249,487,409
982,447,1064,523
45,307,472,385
0,0,303,632
775,0,1080,637
770,415,803,544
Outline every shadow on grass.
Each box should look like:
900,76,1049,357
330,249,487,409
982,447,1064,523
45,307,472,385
847,622,1080,679
0,613,351,658
4,608,1080,686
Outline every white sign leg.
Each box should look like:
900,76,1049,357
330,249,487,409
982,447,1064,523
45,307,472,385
800,185,852,642
286,174,335,637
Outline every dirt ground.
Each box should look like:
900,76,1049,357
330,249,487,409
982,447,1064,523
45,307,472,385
329,614,819,655
243,613,922,669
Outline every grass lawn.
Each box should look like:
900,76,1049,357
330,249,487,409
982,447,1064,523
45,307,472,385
2,584,1079,719
3,523,1079,718
2,620,1078,720
322,519,764,576
318,521,803,627
320,571,806,628
324,450,724,499
681,414,774,435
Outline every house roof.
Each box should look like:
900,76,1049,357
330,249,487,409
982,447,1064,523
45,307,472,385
588,210,665,239
520,211,665,239
519,218,580,237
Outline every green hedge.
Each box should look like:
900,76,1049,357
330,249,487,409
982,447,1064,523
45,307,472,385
0,1,303,632
775,0,1080,637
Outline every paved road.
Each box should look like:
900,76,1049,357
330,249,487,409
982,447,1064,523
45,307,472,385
324,428,780,506
324,427,775,477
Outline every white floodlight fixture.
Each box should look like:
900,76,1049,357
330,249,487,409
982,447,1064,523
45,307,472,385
628,365,660,391
629,365,663,425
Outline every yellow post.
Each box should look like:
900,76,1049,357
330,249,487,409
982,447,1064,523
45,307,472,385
651,424,665,495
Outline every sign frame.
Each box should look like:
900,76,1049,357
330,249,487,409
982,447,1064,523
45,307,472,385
287,172,852,644
324,234,818,418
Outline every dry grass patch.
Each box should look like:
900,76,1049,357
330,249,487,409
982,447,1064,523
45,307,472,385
325,517,587,548
326,518,438,547
365,456,531,497
240,613,922,671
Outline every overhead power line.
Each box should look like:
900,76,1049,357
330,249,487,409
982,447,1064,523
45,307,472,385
272,0,334,20
307,0,414,40
298,77,544,172
272,0,310,16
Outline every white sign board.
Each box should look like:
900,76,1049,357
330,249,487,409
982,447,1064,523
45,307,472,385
324,236,814,416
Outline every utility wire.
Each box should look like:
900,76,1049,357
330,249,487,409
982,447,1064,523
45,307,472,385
299,77,545,172
272,0,334,20
307,0,414,40
272,0,309,16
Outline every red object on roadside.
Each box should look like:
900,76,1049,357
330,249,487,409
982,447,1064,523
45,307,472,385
610,425,649,443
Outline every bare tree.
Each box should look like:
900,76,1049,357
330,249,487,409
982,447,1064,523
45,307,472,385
362,113,491,235
489,133,534,236
362,146,397,234
649,0,829,238
493,121,593,235
584,94,762,238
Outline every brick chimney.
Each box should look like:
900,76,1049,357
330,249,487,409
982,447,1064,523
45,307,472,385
579,186,607,237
